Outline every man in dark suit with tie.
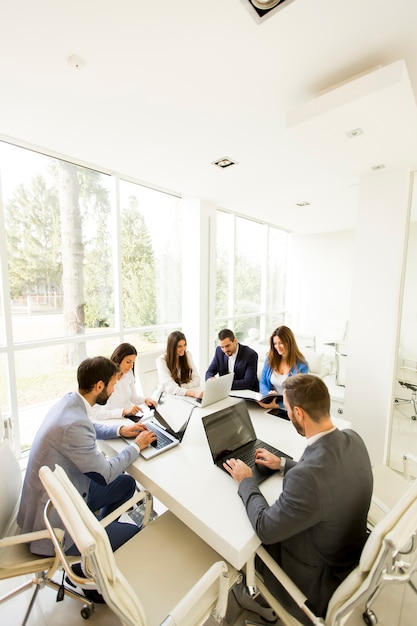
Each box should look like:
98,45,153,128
205,328,259,392
224,374,373,624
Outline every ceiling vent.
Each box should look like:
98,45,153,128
241,0,296,24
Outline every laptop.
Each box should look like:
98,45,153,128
137,393,195,459
184,372,234,408
202,400,292,484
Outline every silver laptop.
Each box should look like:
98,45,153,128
139,394,195,459
184,372,234,408
202,400,292,484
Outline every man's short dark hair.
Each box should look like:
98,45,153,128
77,356,119,392
283,374,330,422
218,328,235,341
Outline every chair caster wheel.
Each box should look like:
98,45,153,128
412,415,416,421
81,604,94,619
337,408,343,414
362,608,377,625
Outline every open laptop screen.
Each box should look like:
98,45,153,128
203,402,256,462
154,393,195,436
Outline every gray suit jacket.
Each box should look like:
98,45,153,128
17,391,140,555
238,428,372,621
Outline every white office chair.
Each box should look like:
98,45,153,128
368,454,417,528
135,348,164,398
0,414,93,625
248,475,417,626
39,464,239,626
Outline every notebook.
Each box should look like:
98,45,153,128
138,394,195,459
229,389,281,404
202,400,292,484
184,372,234,408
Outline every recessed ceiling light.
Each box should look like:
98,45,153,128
296,201,310,207
346,128,364,138
67,54,85,69
212,157,238,169
241,0,296,23
371,164,386,170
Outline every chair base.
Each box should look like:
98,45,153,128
0,571,94,625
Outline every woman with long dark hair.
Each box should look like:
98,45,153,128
258,326,309,409
156,331,202,399
93,342,156,420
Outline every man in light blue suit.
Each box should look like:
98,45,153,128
18,356,157,557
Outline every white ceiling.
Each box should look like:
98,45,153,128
2,0,417,234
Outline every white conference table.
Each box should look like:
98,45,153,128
99,398,350,572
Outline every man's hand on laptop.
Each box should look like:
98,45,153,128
223,458,252,483
254,448,281,470
119,423,158,451
134,428,158,450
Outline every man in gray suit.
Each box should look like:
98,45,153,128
18,356,157,558
224,374,373,624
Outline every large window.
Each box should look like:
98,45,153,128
214,210,288,346
0,140,182,452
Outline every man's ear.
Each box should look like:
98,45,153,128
293,405,304,419
94,380,105,394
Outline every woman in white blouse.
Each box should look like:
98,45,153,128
93,343,156,420
155,331,203,399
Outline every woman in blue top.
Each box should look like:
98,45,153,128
258,325,309,409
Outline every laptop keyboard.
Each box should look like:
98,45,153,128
236,442,284,468
146,423,174,449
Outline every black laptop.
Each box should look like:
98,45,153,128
202,400,292,484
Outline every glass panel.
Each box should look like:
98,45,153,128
263,313,286,343
0,353,8,413
119,180,182,328
233,217,266,341
124,331,168,355
1,142,115,347
215,211,234,318
15,337,128,451
214,211,288,348
266,226,287,314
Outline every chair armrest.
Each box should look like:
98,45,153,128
0,527,65,547
99,489,153,528
161,561,230,625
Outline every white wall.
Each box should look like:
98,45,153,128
286,169,412,466
400,220,417,362
286,230,355,346
345,168,411,465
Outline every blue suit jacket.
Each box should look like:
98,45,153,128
17,391,139,555
259,358,309,396
205,343,259,391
